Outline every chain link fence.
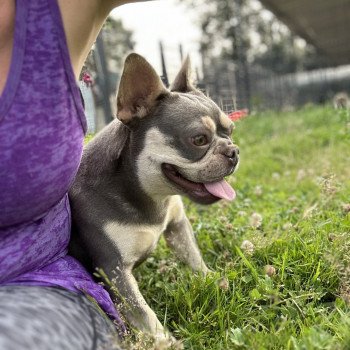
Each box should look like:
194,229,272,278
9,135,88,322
200,59,350,113
80,37,350,133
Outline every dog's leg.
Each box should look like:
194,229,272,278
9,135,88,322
111,266,172,342
72,219,168,340
164,199,209,275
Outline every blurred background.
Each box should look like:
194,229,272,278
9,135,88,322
80,0,350,133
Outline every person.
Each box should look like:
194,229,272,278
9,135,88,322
0,1,152,349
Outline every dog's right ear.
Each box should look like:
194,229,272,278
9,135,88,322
116,53,168,124
170,55,196,93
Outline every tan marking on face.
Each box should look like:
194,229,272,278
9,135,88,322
201,116,216,133
219,113,233,129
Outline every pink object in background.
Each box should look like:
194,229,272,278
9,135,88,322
228,109,249,121
82,72,93,87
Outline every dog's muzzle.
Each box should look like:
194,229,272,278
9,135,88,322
214,141,239,170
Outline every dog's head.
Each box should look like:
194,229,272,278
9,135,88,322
116,53,239,204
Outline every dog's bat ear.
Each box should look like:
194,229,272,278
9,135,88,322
116,53,168,124
170,55,196,93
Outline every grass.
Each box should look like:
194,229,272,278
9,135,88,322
124,105,350,349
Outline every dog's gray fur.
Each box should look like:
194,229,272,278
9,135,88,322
69,54,239,341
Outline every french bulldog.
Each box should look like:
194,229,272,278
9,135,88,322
69,53,239,340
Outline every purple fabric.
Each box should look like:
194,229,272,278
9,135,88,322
0,0,124,330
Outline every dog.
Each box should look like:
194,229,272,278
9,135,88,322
69,53,239,341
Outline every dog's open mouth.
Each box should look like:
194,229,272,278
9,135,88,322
161,163,236,205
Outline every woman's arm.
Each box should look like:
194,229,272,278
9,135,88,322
57,0,152,79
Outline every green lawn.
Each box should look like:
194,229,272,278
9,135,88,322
128,106,350,349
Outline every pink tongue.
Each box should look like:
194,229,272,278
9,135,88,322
204,180,236,201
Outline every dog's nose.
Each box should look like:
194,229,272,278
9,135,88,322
222,144,239,164
227,145,239,160
214,141,239,162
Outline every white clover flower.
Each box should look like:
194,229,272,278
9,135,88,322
254,185,263,196
240,240,255,255
342,203,350,213
217,277,229,291
290,206,299,213
250,212,263,228
244,198,252,206
288,195,298,202
264,265,276,277
282,222,293,230
322,174,337,195
297,169,306,181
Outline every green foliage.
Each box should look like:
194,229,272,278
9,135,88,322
102,17,135,71
82,16,134,77
131,106,350,349
182,0,330,74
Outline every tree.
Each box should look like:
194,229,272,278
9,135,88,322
81,17,135,126
182,0,330,75
82,16,135,78
102,17,135,72
185,0,257,108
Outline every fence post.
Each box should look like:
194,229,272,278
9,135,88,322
94,32,113,125
179,43,184,63
234,0,251,110
159,41,169,87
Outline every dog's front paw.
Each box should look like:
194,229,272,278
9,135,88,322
153,333,183,350
131,331,183,350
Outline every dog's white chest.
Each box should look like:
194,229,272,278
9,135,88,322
103,221,163,265
103,196,184,266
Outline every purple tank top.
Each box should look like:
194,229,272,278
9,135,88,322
0,0,123,328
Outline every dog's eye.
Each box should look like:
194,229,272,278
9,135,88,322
192,135,208,146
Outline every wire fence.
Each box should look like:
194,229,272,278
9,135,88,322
200,58,350,113
81,38,350,132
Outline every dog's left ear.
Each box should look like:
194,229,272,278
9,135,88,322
170,56,196,93
117,53,168,124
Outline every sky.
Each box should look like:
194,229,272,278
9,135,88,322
111,0,202,82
